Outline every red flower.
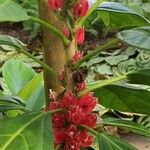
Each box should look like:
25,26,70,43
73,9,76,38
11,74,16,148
48,0,63,11
72,51,84,63
76,82,86,91
62,26,70,38
52,113,65,128
72,0,89,18
65,140,80,150
53,128,66,144
78,131,93,147
65,124,79,139
75,27,85,45
66,106,83,125
60,91,77,108
80,113,97,127
78,92,97,113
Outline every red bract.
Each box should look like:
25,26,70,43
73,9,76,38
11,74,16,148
72,0,89,18
78,131,93,147
65,124,79,138
54,128,66,144
75,27,85,45
66,106,83,125
72,51,83,63
48,0,63,11
65,140,80,150
60,91,77,108
52,113,65,128
81,113,97,127
78,92,97,113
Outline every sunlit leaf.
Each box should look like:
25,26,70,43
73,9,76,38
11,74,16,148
2,59,36,95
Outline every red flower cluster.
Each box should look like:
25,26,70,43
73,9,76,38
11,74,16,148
46,92,97,149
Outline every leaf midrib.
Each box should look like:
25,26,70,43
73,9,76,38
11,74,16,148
0,112,45,150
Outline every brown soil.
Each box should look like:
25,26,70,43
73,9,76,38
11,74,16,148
0,23,41,51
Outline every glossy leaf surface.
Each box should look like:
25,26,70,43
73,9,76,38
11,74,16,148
2,59,36,95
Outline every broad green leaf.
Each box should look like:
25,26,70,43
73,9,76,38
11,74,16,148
98,133,136,150
0,111,54,150
128,69,150,86
2,59,36,95
101,118,150,137
117,26,150,50
18,74,45,111
94,85,150,115
0,0,29,22
97,2,149,29
0,35,26,49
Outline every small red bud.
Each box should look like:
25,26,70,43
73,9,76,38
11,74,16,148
75,27,85,45
72,51,83,64
72,0,89,18
48,0,63,11
76,82,86,91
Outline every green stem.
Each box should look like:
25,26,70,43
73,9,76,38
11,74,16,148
76,0,104,28
74,38,120,69
16,47,56,76
50,108,64,114
79,74,127,96
28,16,70,46
79,125,99,136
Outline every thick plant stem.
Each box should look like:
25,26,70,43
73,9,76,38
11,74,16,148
38,0,76,105
38,0,66,106
65,39,76,92
74,38,120,69
79,74,127,96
